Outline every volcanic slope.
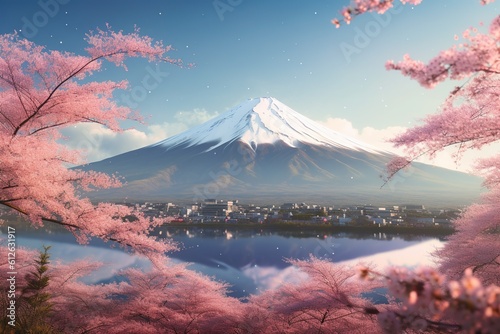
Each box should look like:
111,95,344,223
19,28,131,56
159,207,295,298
80,97,482,206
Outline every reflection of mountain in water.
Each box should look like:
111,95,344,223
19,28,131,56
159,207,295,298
0,222,444,298
156,226,439,270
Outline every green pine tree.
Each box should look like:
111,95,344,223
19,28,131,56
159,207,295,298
15,245,56,334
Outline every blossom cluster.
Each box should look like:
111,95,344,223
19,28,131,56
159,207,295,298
361,266,500,333
332,0,423,27
333,1,495,28
386,16,500,88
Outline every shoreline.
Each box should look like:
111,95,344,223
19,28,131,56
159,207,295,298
163,222,455,236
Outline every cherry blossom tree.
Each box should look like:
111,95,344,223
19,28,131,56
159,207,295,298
383,14,500,284
331,0,500,330
359,265,500,333
389,14,499,285
334,0,500,285
0,247,379,333
0,245,245,333
1,245,498,333
244,257,381,333
0,27,182,263
248,259,499,333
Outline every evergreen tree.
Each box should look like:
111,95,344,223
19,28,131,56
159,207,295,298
16,246,55,334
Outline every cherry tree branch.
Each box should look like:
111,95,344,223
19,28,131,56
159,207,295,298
12,51,124,137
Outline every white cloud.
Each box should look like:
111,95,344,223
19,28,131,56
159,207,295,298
322,118,361,138
241,264,307,292
321,117,406,155
60,108,219,163
320,117,495,174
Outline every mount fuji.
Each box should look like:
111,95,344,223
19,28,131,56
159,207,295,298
81,97,482,206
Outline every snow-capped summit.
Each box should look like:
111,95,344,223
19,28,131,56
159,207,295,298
82,97,482,206
154,97,382,154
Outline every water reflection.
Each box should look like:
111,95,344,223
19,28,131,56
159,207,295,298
0,223,445,297
155,226,440,268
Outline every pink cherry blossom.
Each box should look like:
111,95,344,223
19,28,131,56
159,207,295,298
0,28,182,264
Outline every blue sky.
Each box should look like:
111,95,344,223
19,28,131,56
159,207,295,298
1,0,498,170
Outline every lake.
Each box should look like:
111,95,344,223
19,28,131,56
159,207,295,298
0,222,446,298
